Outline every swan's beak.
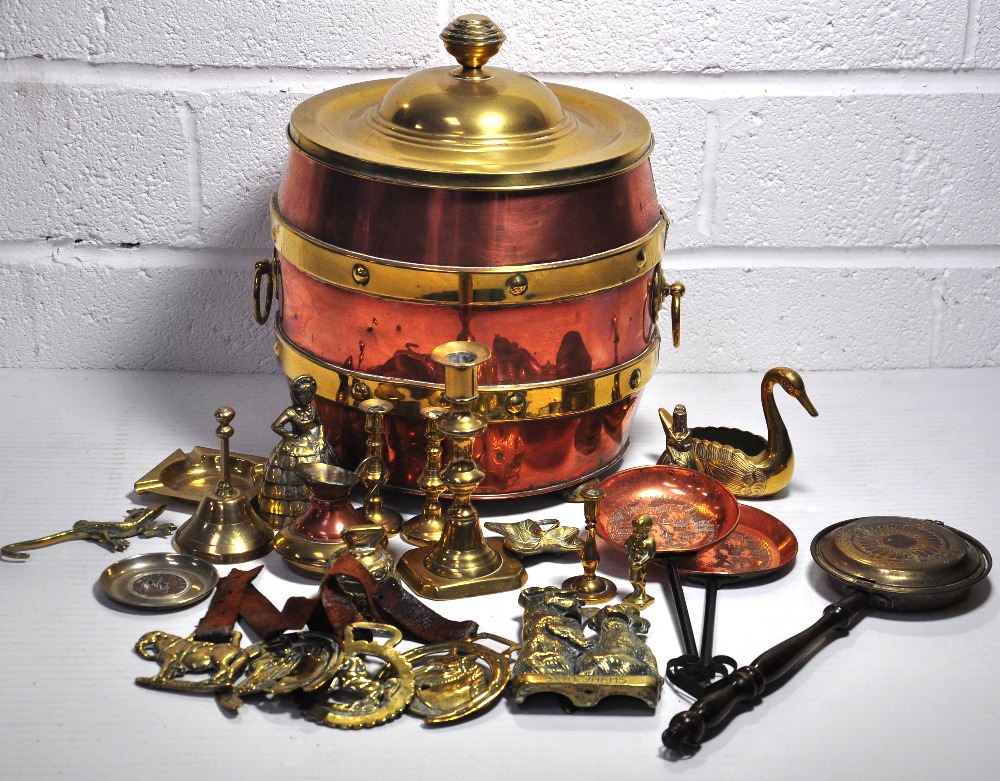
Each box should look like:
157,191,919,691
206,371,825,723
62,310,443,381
799,392,819,417
658,407,674,434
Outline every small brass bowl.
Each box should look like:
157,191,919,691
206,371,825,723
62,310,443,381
100,552,219,609
597,465,740,554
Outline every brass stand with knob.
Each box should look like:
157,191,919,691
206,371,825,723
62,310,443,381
356,398,402,536
562,487,617,603
397,342,527,599
401,406,447,547
173,408,273,564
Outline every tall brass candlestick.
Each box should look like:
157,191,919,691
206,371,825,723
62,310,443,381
401,406,448,546
562,486,617,603
356,398,402,535
397,341,526,599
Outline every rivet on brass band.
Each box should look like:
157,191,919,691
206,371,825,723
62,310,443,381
271,198,666,307
504,392,527,416
507,273,528,296
351,381,372,401
352,263,371,286
274,326,661,423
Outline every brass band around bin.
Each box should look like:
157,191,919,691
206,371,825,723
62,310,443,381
274,326,660,423
271,199,666,307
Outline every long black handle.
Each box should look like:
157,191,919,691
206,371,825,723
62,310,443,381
664,557,699,657
662,589,868,752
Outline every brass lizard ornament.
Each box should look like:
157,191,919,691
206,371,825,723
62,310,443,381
2,505,174,561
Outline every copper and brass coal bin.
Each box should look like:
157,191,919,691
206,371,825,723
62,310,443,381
254,14,683,498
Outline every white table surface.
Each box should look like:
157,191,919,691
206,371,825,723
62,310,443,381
1,367,997,780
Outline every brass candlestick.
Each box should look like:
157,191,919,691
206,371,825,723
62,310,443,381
562,487,617,603
173,408,273,564
356,398,402,536
398,341,526,599
401,406,448,547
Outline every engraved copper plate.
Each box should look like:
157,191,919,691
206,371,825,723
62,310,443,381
100,552,219,609
597,465,740,554
674,504,797,580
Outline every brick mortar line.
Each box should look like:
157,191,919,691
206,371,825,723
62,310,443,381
963,0,982,67
3,240,998,270
2,58,1000,98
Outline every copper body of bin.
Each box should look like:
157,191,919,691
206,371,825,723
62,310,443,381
257,16,677,498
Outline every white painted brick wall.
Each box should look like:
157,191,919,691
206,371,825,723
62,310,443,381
452,1,968,71
713,94,1000,247
1,1,998,373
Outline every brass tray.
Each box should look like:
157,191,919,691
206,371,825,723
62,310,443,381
134,446,265,504
100,552,219,609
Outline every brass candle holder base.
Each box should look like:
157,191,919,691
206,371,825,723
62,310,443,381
400,516,445,547
397,538,527,600
561,573,617,604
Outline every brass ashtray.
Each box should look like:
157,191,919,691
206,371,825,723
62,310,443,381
484,519,583,558
134,446,265,504
100,552,219,609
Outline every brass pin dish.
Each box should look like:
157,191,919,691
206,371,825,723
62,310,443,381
484,519,583,558
134,447,265,505
100,552,219,610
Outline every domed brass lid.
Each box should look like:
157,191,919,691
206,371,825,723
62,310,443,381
289,15,653,190
811,516,991,597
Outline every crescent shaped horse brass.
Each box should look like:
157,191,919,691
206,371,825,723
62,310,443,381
402,633,517,724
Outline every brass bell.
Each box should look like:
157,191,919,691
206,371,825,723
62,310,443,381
173,408,273,563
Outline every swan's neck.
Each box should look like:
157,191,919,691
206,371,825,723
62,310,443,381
756,375,790,469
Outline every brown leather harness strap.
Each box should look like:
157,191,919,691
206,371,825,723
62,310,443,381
192,562,478,645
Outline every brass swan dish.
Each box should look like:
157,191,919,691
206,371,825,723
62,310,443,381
657,367,818,498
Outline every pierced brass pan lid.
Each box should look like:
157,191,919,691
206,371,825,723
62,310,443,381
811,516,991,600
289,15,653,190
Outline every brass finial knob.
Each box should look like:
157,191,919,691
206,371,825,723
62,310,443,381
440,14,506,74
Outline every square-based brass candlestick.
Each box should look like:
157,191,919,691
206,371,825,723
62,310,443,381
398,341,526,599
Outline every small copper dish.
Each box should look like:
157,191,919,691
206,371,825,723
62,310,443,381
598,465,740,670
674,504,798,580
484,519,583,558
597,465,740,553
134,446,265,504
100,552,219,609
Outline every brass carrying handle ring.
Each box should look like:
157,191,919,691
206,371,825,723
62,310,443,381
669,281,685,348
252,256,276,325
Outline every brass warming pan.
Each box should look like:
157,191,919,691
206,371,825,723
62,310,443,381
255,15,682,498
663,516,991,752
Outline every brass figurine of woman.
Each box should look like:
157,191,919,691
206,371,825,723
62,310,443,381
258,375,336,529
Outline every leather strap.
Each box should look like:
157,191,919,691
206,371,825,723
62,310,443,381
192,563,478,645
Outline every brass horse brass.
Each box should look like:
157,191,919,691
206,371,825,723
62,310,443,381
402,634,517,723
